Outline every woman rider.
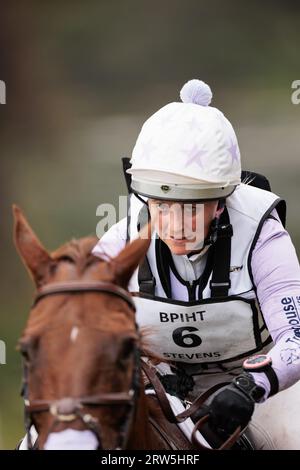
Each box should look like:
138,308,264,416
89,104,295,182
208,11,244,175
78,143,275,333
93,79,300,449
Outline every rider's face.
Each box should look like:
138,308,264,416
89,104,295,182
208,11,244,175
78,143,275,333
148,199,220,255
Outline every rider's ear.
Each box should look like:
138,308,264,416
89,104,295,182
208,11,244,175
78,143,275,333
13,205,53,287
113,223,152,289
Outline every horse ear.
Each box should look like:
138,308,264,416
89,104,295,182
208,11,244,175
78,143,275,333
113,223,152,289
13,205,53,287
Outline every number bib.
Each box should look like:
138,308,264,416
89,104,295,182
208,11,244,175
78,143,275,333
134,295,261,363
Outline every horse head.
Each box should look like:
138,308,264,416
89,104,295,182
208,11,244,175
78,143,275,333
13,205,151,449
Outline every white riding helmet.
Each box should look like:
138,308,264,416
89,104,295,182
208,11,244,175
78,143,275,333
127,79,241,201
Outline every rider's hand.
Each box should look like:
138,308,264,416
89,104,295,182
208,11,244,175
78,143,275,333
208,373,265,437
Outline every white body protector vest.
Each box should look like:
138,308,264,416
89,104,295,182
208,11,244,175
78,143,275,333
127,182,285,371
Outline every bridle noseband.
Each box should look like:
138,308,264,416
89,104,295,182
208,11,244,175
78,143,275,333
21,281,139,450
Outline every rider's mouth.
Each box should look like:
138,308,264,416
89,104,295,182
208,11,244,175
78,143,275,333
170,236,195,245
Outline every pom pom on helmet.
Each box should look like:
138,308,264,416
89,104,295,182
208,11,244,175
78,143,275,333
180,79,213,107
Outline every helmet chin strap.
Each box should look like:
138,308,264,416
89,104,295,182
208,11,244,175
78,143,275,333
186,216,219,256
186,199,225,256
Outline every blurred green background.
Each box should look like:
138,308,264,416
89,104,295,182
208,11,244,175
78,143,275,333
0,0,299,448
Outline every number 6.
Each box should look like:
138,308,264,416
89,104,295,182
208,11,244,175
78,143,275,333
172,326,202,348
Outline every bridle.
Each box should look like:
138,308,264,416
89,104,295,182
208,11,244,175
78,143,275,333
20,281,140,450
20,280,243,451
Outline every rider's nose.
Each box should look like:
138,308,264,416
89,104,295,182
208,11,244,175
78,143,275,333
171,212,185,238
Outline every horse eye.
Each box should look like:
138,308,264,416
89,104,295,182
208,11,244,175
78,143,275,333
17,341,30,361
17,337,38,362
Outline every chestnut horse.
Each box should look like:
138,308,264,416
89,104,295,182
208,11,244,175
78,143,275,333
13,206,201,450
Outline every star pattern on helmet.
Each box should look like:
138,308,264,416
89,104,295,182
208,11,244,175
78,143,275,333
185,142,207,168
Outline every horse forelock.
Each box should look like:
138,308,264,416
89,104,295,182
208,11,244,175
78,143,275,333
51,236,98,265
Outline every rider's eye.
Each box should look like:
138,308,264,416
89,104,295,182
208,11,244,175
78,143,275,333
58,255,75,264
157,203,170,213
184,205,202,215
184,206,195,214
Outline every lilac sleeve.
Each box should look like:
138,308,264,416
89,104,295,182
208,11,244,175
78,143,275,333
250,210,300,400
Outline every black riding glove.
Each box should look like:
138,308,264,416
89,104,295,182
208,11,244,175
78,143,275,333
208,373,265,437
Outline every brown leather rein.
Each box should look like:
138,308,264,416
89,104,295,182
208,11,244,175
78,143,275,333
141,360,242,450
22,281,241,450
